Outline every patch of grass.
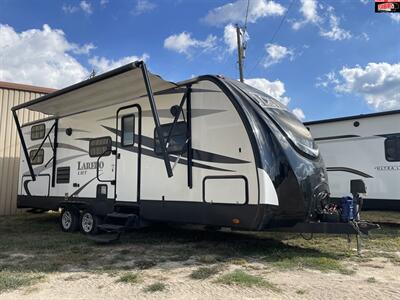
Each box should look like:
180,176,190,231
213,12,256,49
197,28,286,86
366,277,377,283
190,266,221,280
116,272,141,284
296,289,307,295
265,251,354,274
143,282,166,293
0,272,45,293
216,270,280,292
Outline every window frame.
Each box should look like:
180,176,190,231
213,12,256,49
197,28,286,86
31,123,46,141
121,114,135,147
89,136,112,158
29,149,44,165
384,135,400,162
154,121,188,155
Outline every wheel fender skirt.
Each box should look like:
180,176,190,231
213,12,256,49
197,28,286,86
258,168,279,206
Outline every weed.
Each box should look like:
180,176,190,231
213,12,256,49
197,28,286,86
296,289,307,295
216,270,280,292
366,277,377,283
0,272,45,293
116,272,141,284
190,266,221,280
143,282,166,293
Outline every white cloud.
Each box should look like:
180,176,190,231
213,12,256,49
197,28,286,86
62,4,79,13
80,1,93,14
244,78,290,105
89,54,149,74
292,0,320,30
0,24,88,88
292,108,306,120
203,0,285,26
292,1,351,41
318,63,400,111
71,43,96,55
263,43,294,68
319,10,351,41
132,0,157,15
62,1,93,14
100,0,109,7
223,24,249,53
164,32,217,58
390,14,400,23
360,0,369,4
316,71,339,88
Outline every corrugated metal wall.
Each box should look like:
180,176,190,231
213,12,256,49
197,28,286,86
0,88,46,215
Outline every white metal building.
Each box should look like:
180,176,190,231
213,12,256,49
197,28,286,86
0,81,54,215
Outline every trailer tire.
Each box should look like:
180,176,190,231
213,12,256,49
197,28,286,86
80,210,101,234
60,208,80,232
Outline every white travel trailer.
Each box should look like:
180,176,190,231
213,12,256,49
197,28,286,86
305,110,400,211
12,61,376,241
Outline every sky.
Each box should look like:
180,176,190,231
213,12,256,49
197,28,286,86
0,0,399,121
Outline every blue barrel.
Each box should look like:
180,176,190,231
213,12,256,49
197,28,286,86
341,196,354,222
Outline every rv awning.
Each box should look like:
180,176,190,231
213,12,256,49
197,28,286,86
11,62,177,117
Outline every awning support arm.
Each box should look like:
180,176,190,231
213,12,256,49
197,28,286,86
12,110,36,181
186,85,192,188
51,119,58,187
137,61,173,178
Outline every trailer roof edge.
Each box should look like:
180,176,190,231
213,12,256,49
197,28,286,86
304,109,400,125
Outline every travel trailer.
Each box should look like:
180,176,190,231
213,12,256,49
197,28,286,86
12,61,376,241
305,110,400,211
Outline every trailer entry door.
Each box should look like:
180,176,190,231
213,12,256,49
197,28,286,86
115,105,141,202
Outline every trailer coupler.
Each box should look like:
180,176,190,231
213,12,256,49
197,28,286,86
268,220,380,255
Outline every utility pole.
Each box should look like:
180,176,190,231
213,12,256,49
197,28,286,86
236,24,244,82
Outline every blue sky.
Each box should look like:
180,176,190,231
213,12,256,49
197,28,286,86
0,0,399,121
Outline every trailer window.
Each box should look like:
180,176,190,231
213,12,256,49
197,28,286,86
122,114,135,147
31,124,45,140
154,121,187,155
29,149,44,165
385,135,400,162
89,137,112,157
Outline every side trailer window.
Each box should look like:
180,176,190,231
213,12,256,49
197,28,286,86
385,135,400,162
29,149,44,165
122,114,135,147
31,124,46,140
89,137,112,157
57,167,70,184
154,121,187,155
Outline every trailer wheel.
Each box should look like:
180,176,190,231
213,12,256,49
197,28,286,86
80,210,101,234
60,208,80,232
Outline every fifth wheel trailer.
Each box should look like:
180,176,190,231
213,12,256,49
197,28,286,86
12,61,376,240
305,110,400,211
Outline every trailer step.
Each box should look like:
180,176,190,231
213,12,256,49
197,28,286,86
87,232,121,243
97,224,125,232
107,212,137,219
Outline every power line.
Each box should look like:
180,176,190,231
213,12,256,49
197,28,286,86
247,0,295,76
243,0,250,33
